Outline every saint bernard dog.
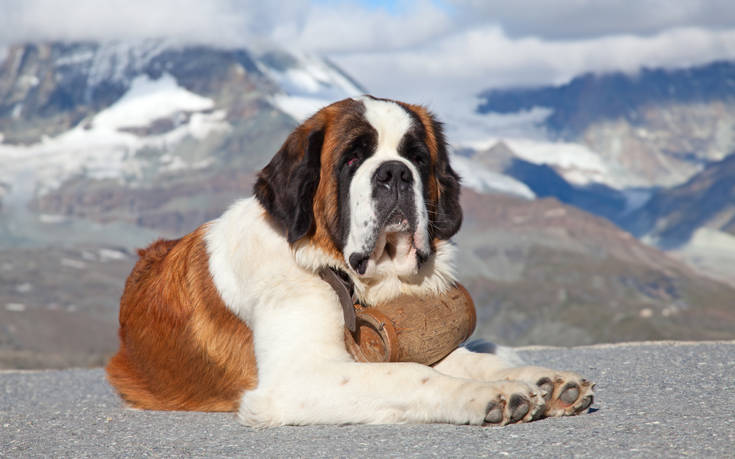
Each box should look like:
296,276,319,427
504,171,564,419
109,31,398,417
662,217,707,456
107,96,594,426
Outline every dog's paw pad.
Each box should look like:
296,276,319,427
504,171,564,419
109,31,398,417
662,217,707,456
559,382,580,405
535,374,594,417
508,394,530,422
484,400,505,424
482,384,547,426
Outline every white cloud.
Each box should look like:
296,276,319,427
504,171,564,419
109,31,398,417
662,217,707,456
285,0,452,53
2,0,735,121
0,0,448,51
450,0,735,40
0,0,309,48
331,25,735,113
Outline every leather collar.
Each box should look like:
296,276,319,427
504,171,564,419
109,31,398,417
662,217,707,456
318,267,358,333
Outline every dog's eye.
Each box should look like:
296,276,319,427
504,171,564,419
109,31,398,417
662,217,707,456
409,149,427,167
342,154,361,171
344,137,371,169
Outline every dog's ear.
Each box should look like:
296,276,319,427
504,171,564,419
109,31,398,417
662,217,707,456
429,119,463,240
254,123,325,243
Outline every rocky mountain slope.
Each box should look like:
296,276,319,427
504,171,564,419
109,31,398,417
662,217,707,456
623,154,735,286
0,245,132,368
625,154,735,246
456,190,735,346
468,140,628,222
477,61,735,137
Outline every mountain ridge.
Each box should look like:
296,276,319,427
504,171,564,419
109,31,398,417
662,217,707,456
476,60,735,190
477,60,735,138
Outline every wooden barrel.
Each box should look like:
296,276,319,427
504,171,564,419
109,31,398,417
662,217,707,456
344,283,476,365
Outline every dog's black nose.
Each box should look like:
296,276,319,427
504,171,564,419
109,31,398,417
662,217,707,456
374,161,413,192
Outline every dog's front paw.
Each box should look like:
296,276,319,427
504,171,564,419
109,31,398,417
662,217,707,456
494,366,595,418
478,381,547,426
534,371,595,417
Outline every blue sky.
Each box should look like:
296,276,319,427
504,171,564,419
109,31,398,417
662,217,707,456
338,0,451,14
353,0,411,13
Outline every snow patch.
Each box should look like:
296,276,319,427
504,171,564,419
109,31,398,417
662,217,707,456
189,111,227,139
451,154,535,199
5,303,26,312
61,258,87,270
671,227,735,288
39,214,68,224
682,227,735,253
621,188,653,214
93,73,213,130
434,99,628,190
99,248,127,261
258,51,363,122
441,97,552,144
462,137,613,187
0,74,228,201
80,40,170,89
271,95,336,122
159,153,188,172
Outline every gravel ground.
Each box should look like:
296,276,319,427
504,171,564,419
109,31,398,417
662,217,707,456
1,341,734,458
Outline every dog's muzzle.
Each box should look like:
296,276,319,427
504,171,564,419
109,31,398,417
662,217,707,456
348,160,422,275
372,160,415,231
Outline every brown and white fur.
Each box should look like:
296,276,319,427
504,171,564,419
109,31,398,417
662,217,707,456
107,96,594,426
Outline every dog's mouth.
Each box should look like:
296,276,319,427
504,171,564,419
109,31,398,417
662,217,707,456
348,209,428,278
382,208,411,233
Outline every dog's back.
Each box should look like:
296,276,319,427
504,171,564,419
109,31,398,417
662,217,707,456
106,227,257,411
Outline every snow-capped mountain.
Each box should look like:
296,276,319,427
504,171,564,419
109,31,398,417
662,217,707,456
474,61,735,190
0,41,367,245
468,61,735,289
0,40,543,230
256,49,366,121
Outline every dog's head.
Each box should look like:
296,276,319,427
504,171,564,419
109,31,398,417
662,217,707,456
254,96,461,296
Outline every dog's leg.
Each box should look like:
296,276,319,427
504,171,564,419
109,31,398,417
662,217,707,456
239,359,548,427
433,347,595,417
236,290,549,427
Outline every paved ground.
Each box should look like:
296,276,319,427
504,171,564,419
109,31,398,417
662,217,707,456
1,341,734,457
